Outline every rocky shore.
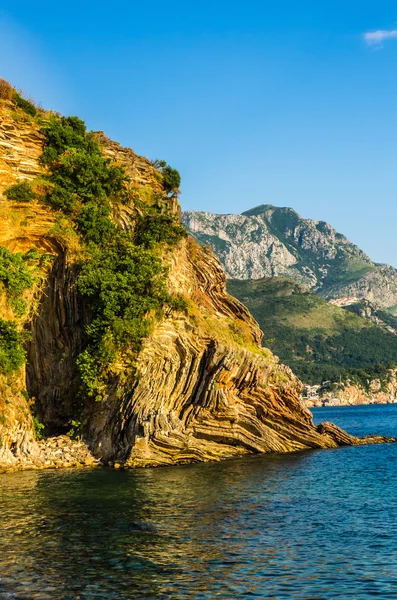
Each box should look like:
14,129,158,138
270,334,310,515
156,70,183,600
0,435,99,474
1,424,396,475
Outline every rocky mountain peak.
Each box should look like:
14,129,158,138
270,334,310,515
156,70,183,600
183,205,397,313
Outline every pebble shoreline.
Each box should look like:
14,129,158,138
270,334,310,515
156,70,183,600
0,435,102,474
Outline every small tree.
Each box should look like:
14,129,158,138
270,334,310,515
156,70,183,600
162,165,181,195
151,160,181,196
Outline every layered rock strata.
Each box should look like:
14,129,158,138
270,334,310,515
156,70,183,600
0,97,395,473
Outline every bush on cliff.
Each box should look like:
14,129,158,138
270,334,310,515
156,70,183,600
32,417,45,440
0,319,25,375
162,165,181,195
151,159,181,195
41,116,127,223
4,181,37,203
134,213,187,249
12,92,37,117
77,238,169,399
40,114,185,400
0,247,34,316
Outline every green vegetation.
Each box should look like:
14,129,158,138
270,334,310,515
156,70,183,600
4,181,37,202
40,114,185,400
32,416,45,440
66,419,81,440
77,238,169,399
0,247,34,316
162,165,181,195
345,301,397,331
41,116,127,223
134,213,187,248
12,91,37,117
0,319,26,375
228,277,397,387
151,159,181,195
0,103,185,405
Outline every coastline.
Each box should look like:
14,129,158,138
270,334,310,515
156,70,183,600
2,426,396,475
0,435,99,474
301,381,397,408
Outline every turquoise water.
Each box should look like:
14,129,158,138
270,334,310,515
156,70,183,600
1,404,397,599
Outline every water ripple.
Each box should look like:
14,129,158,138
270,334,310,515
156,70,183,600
0,404,397,599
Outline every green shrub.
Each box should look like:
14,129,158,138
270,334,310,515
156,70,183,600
48,148,126,203
47,184,76,213
12,91,37,117
41,116,92,165
76,236,171,399
0,247,33,316
151,160,181,195
150,159,167,169
40,113,184,401
76,201,117,244
0,319,25,374
134,213,187,248
32,416,45,440
78,238,168,342
41,117,127,222
4,181,36,202
162,166,181,195
66,419,81,440
166,294,188,314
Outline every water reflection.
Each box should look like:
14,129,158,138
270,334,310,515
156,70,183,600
1,405,397,599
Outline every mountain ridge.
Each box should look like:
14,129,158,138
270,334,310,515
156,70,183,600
183,204,397,312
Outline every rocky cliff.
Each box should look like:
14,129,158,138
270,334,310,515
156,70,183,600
0,82,393,471
183,205,397,312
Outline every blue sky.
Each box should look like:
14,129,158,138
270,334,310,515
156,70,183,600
1,1,397,265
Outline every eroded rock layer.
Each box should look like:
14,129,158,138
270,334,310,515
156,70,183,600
0,96,394,472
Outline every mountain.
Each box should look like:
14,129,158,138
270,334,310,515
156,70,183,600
227,277,397,386
2,78,385,472
183,205,397,313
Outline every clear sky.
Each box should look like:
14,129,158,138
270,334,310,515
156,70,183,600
1,1,397,265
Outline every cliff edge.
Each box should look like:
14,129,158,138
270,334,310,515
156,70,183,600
0,81,393,471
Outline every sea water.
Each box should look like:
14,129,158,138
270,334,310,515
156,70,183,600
1,404,397,599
